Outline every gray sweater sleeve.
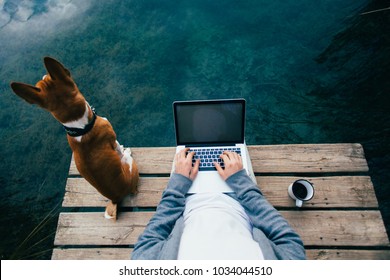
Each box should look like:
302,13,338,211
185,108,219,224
131,173,191,260
226,170,306,260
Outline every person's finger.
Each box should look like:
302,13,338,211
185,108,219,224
232,152,241,162
213,161,226,179
194,158,200,169
187,151,196,160
190,159,200,180
225,151,241,164
177,150,183,160
221,153,230,163
181,148,190,158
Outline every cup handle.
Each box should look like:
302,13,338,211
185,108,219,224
296,199,303,207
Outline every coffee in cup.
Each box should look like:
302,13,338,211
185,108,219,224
288,179,314,207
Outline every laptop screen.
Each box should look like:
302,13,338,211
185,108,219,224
173,99,246,146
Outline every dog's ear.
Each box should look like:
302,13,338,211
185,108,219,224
43,57,71,80
10,82,45,106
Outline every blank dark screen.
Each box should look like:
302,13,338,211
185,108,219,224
175,101,244,145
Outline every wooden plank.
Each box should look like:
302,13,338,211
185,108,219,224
68,144,369,175
63,177,168,207
258,176,378,208
54,212,154,246
54,211,389,247
68,147,175,175
306,249,390,260
63,176,377,208
248,143,369,173
52,248,390,260
52,248,133,260
282,211,389,247
132,147,176,174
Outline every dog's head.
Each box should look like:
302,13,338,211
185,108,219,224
10,57,86,123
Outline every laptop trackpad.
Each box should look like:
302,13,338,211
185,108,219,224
187,171,234,193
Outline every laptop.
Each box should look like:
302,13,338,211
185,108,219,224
173,98,255,193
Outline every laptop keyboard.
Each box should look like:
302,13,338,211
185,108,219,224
187,147,241,171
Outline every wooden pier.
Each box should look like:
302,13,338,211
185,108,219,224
52,144,390,260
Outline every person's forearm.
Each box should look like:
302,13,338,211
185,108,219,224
131,173,191,259
226,170,306,259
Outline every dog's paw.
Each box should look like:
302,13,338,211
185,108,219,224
123,147,132,156
104,202,117,221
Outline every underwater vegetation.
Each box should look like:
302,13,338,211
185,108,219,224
314,0,390,238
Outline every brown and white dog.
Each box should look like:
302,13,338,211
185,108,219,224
10,57,139,220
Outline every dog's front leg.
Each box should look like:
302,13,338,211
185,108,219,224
121,148,134,172
115,140,134,172
115,140,125,157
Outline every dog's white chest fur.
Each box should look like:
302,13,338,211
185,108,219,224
61,103,90,142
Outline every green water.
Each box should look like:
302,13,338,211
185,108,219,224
0,0,389,259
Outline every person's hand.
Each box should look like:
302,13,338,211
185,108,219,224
175,148,200,181
214,151,243,181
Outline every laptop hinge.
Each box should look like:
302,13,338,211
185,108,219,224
185,143,238,148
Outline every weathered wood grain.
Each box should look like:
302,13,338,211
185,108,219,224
54,212,154,246
52,248,390,260
248,143,369,173
52,248,133,260
257,176,378,208
54,211,389,247
63,177,168,207
68,144,369,175
68,147,176,175
63,176,377,208
306,249,390,260
281,211,389,247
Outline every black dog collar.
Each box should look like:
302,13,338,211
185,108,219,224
63,106,97,137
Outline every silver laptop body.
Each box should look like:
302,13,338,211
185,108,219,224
173,98,254,193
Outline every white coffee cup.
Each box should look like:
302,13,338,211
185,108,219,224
288,179,314,207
